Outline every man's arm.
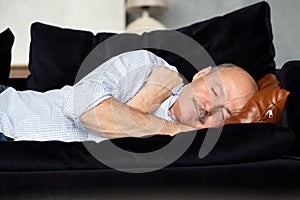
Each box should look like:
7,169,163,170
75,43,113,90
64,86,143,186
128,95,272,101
126,84,171,114
80,97,194,139
127,66,183,114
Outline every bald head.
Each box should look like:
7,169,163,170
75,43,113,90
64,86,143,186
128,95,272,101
171,64,258,129
214,64,258,111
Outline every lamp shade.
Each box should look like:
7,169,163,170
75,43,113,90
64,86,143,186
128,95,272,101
126,0,168,14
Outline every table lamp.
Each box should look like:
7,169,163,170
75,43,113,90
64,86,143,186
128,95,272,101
126,0,168,33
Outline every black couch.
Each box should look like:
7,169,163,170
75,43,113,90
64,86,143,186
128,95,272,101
1,1,300,198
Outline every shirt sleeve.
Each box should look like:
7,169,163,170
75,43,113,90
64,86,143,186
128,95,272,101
62,55,123,124
62,80,113,128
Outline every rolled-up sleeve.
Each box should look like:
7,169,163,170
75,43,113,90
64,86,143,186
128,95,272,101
62,80,113,128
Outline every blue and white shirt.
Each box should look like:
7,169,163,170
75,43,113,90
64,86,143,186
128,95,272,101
0,50,183,142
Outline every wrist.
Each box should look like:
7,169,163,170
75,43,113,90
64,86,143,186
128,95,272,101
141,84,172,111
145,83,172,100
160,121,181,136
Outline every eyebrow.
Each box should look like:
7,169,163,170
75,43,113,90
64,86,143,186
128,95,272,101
210,80,236,119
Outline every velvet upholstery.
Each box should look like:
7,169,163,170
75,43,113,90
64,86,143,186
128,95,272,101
174,1,275,81
2,158,300,197
279,61,300,155
0,28,14,85
27,23,95,91
0,123,294,172
0,123,297,197
27,1,275,91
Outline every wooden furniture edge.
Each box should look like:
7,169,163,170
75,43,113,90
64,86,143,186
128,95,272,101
10,65,30,78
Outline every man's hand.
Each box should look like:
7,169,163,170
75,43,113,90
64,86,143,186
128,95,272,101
127,66,183,113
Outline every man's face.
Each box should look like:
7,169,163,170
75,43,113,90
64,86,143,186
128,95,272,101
171,67,257,129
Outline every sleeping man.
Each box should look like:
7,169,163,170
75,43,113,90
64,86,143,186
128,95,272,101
0,50,258,142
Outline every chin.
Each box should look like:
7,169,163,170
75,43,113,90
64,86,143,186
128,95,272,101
196,123,208,130
183,120,203,129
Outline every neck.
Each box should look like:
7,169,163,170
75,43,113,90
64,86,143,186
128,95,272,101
170,100,180,122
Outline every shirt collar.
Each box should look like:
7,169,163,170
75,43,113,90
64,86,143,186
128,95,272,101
168,84,185,123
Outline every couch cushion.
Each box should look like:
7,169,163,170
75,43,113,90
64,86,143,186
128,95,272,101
27,1,275,91
27,23,95,91
0,28,14,85
27,22,115,91
0,123,294,171
173,1,275,82
279,61,300,155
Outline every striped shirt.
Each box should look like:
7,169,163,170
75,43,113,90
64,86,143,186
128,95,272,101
0,50,183,142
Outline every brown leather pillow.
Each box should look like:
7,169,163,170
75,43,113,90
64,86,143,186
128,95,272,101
225,74,290,124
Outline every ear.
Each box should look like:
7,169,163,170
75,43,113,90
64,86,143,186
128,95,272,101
192,66,212,82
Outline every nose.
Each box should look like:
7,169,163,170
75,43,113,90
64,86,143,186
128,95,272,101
199,104,212,118
204,100,224,117
203,104,212,116
198,108,211,125
199,107,211,119
206,111,211,116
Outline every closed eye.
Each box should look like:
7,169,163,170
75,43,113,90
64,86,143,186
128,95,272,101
216,107,232,120
221,109,225,120
212,81,224,98
211,87,218,97
222,107,234,120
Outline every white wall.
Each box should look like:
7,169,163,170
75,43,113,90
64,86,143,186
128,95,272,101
131,0,300,68
0,0,125,65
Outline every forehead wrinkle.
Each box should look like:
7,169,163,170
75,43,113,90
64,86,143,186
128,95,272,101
223,93,252,113
218,84,253,114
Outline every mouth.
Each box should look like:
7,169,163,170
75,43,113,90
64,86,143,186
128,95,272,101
192,98,206,125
